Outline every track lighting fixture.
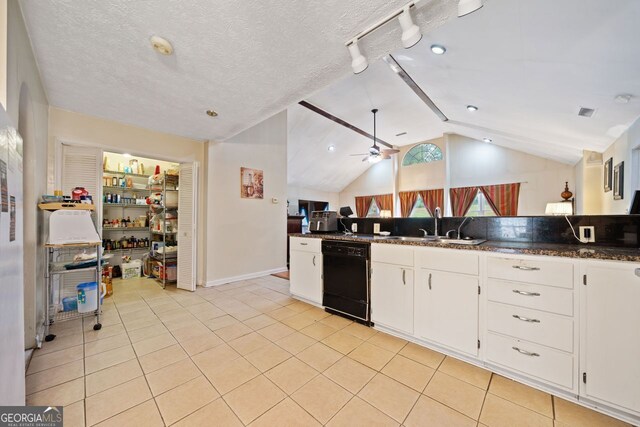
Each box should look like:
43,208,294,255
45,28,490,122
458,0,483,17
398,6,422,48
348,40,368,74
345,1,425,73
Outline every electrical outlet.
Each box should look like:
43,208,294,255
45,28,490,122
373,223,381,234
351,223,358,233
579,226,595,243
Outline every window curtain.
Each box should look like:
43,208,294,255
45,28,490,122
449,187,479,217
374,194,394,213
418,189,444,217
399,191,419,217
355,196,373,218
480,183,521,216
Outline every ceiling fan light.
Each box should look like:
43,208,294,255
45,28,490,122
458,0,483,17
368,155,383,164
398,6,422,49
348,41,368,74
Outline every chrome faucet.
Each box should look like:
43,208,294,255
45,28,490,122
418,228,428,237
434,207,441,236
458,216,473,239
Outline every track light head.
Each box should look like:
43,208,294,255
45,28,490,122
458,0,483,17
347,40,368,74
398,6,422,49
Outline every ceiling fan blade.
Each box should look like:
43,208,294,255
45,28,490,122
349,153,369,156
362,156,369,162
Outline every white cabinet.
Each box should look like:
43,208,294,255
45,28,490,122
289,237,323,305
485,254,577,391
371,262,414,334
582,262,640,415
415,268,479,356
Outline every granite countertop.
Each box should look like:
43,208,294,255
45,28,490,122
290,233,640,262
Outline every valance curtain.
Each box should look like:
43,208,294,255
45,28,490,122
418,189,445,217
355,196,373,218
480,183,521,216
399,191,419,217
374,194,394,213
449,187,479,217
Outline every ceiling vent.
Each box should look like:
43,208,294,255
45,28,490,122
578,107,596,118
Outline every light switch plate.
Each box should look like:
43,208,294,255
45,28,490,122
373,223,381,234
579,226,595,243
351,223,358,233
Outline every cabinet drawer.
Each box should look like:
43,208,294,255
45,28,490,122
487,302,573,352
290,237,321,253
415,247,478,275
372,244,413,267
487,279,573,316
487,256,573,289
486,332,574,390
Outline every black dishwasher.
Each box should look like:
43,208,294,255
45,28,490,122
322,240,371,325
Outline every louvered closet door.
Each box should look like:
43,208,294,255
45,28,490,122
177,162,198,291
60,144,102,293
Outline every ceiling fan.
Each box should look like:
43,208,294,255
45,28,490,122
350,109,400,163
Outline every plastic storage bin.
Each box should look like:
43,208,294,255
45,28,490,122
76,282,106,313
62,296,78,312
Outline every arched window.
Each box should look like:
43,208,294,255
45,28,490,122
402,143,443,166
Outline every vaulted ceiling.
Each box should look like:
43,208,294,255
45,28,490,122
288,0,640,193
18,0,454,141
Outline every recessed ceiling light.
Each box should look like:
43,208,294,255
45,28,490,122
150,36,173,55
205,109,218,117
430,44,446,55
123,153,132,158
615,94,632,104
482,138,492,143
466,105,478,112
328,145,336,152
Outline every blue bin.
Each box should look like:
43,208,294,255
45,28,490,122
62,296,77,312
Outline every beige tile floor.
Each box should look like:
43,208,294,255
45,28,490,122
25,275,631,427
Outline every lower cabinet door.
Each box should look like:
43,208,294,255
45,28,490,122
371,263,414,334
415,269,479,356
289,250,322,305
583,263,640,413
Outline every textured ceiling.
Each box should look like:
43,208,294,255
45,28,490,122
288,0,640,192
19,0,454,141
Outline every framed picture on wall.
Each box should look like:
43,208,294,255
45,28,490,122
240,167,264,199
604,157,613,192
613,161,624,200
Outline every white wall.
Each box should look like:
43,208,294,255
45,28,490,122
48,108,208,285
287,185,339,215
2,0,50,403
448,134,576,216
601,120,638,214
206,111,287,285
338,159,394,216
398,137,446,192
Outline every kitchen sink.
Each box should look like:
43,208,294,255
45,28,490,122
435,237,487,245
383,236,440,242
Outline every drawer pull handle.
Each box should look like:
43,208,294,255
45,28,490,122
300,243,308,246
512,314,540,323
512,265,540,271
402,269,406,285
312,255,316,266
512,290,541,297
512,346,540,357
428,273,432,290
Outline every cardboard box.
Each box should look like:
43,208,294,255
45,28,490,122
122,260,142,279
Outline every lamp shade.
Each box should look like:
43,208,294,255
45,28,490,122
545,202,573,216
339,206,354,217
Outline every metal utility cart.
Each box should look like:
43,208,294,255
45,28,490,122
39,203,103,342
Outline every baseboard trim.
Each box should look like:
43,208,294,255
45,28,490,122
205,267,288,287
